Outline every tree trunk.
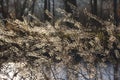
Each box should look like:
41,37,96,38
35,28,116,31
91,0,97,15
0,0,4,16
100,0,103,17
90,0,93,14
0,0,9,23
90,0,99,26
6,0,9,18
44,0,51,22
29,0,36,21
64,0,78,29
31,0,36,15
113,0,118,26
64,0,77,14
14,0,20,19
20,0,28,18
93,0,97,15
52,0,55,26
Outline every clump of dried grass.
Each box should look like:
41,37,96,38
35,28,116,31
0,9,120,67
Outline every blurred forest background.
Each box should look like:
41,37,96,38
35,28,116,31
0,0,120,80
0,0,120,25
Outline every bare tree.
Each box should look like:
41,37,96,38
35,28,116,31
0,0,9,19
30,0,36,15
91,0,97,15
100,0,103,17
0,0,4,16
29,0,37,22
20,0,28,18
13,0,29,20
113,0,118,26
52,0,55,26
44,0,51,22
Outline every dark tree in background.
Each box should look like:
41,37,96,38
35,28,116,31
0,0,120,26
91,0,97,15
29,0,36,21
6,0,9,17
44,0,51,22
90,0,93,14
90,0,99,26
0,0,9,22
93,0,97,15
0,0,4,17
14,0,20,19
52,0,55,25
100,0,103,17
14,0,36,21
31,0,36,15
20,0,28,19
63,0,78,29
113,0,118,26
64,0,77,14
